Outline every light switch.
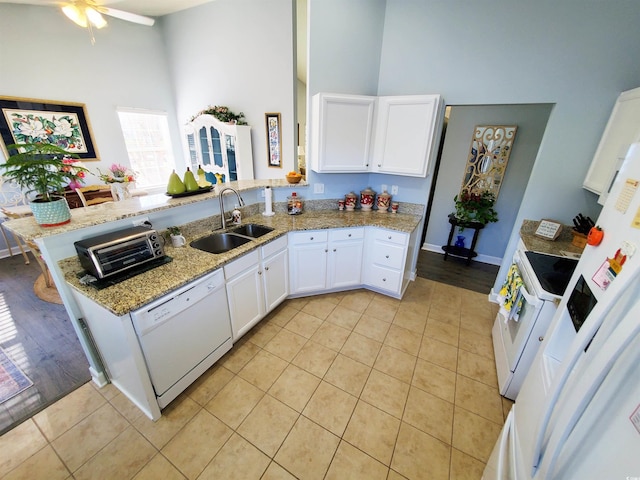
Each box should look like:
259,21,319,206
314,183,325,194
391,185,399,195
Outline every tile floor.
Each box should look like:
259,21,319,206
0,278,513,480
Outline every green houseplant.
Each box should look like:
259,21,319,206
0,142,88,226
453,189,499,226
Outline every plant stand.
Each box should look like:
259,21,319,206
442,214,486,266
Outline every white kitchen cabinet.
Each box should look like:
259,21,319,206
288,228,364,295
225,236,288,340
184,114,254,182
371,95,442,177
310,92,443,177
583,87,640,204
363,227,410,297
310,93,375,173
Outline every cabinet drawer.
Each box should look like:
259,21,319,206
371,228,409,246
224,250,260,279
329,227,364,242
366,264,402,294
262,235,287,259
289,230,328,245
371,242,405,270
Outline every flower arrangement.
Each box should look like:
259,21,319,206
190,105,247,125
453,189,498,225
62,158,87,189
98,163,136,183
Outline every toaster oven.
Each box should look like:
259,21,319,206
74,226,165,279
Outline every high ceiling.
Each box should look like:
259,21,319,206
0,0,214,17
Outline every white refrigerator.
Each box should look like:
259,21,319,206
483,143,640,479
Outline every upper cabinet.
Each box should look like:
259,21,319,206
184,114,254,182
583,87,640,205
310,92,443,177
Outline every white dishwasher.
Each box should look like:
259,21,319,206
130,268,232,408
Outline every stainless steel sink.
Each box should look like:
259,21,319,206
229,223,274,238
190,232,252,254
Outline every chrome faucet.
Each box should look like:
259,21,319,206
218,187,245,229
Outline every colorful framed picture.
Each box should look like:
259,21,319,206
0,96,100,161
265,112,282,168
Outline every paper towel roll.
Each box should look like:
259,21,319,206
262,186,275,216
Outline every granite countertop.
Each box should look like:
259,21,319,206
62,209,422,316
520,219,584,257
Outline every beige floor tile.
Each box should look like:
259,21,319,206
387,469,410,479
373,345,417,384
325,440,389,480
396,294,431,317
457,349,498,387
344,400,401,466
363,297,399,323
324,354,372,396
205,376,264,429
339,290,374,313
302,381,357,436
185,364,234,406
459,311,494,337
455,375,503,424
33,383,106,441
458,327,494,359
392,308,427,335
285,297,310,311
310,321,351,351
52,403,129,472
2,445,69,480
237,395,299,456
73,427,156,480
326,305,362,330
219,340,261,373
108,391,145,423
263,329,307,362
268,364,321,412
424,318,460,347
391,422,450,480
354,314,392,342
246,321,282,347
403,387,453,445
0,419,48,477
92,382,119,401
428,303,461,326
384,324,422,355
133,453,186,480
261,461,298,479
132,395,200,449
291,340,338,378
161,409,232,479
418,336,458,372
238,350,289,391
275,416,340,480
199,433,270,480
412,358,456,403
266,304,298,327
360,369,410,419
284,311,324,338
452,407,502,462
450,447,486,480
341,331,382,366
301,297,337,320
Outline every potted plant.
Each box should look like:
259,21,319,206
453,189,499,226
0,142,88,227
190,105,247,125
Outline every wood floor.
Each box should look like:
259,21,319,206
0,255,90,435
416,249,499,295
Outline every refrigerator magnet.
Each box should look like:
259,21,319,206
592,260,615,290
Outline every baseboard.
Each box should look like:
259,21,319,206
488,288,500,304
422,243,503,266
90,367,109,388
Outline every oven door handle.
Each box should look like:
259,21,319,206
519,283,543,309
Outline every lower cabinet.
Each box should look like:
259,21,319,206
363,227,410,297
225,235,288,340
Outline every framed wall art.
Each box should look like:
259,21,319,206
265,112,282,168
0,96,100,161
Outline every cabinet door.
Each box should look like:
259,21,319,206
289,243,328,294
263,248,289,312
226,263,264,341
310,93,375,173
372,95,442,177
328,239,363,289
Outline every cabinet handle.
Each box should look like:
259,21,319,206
325,249,328,253
388,236,392,240
538,336,544,342
348,234,351,237
385,255,389,259
258,270,263,275
333,248,337,252
265,267,269,271
378,164,381,167
382,278,387,282
310,236,314,240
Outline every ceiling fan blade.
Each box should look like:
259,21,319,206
100,7,155,26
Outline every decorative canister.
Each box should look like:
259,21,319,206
345,192,357,211
360,187,376,211
287,192,303,215
376,190,392,213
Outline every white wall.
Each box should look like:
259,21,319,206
161,0,296,179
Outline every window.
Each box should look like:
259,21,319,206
117,109,175,189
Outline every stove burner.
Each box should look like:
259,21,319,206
524,251,578,297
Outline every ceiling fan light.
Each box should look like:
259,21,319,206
62,4,87,28
85,7,107,29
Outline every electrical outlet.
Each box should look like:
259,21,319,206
314,183,325,194
132,216,151,228
381,184,388,193
391,185,399,195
